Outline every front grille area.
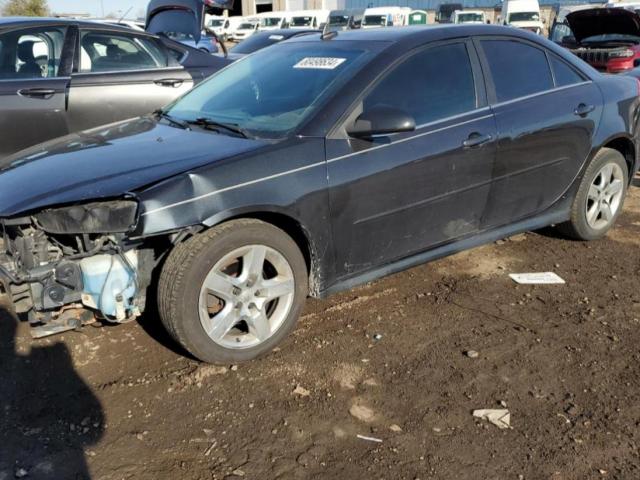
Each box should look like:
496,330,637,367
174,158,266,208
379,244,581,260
570,48,613,67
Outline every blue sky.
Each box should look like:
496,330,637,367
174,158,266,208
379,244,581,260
48,0,150,18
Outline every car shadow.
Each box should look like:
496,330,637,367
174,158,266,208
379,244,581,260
632,175,640,188
0,299,104,479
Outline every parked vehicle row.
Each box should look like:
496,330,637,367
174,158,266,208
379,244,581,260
0,25,637,366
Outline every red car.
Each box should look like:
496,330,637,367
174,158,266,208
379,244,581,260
564,7,640,73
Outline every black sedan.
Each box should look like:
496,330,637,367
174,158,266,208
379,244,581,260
0,17,229,157
226,28,319,59
0,26,638,364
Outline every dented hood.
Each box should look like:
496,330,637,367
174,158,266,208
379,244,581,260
146,0,205,42
566,8,640,43
0,117,267,217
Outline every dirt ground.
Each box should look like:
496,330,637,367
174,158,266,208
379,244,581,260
2,184,640,480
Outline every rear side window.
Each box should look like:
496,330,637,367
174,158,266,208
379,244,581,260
549,55,584,87
79,31,169,73
363,42,476,126
481,39,553,102
0,26,67,79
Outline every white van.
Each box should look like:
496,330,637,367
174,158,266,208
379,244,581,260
256,11,289,30
362,6,411,28
226,16,248,40
501,0,544,34
452,10,486,24
288,10,330,29
206,15,230,40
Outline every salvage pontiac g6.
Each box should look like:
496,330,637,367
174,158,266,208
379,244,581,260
0,26,638,364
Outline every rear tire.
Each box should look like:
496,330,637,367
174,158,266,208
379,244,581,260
558,147,628,240
158,219,308,364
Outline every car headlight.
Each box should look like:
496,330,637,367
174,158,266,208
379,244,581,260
34,200,139,234
610,49,635,59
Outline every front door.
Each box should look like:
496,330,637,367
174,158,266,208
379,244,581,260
0,25,72,157
327,40,497,278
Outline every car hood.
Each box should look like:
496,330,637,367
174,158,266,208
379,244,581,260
566,8,640,43
0,117,267,217
146,0,204,42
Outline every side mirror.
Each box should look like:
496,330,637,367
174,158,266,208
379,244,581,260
347,105,416,138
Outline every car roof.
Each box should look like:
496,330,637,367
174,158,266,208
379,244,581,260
289,24,529,43
253,28,319,37
0,16,150,33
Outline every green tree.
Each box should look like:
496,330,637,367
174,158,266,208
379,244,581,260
1,0,50,16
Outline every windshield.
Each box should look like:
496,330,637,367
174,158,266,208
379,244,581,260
457,13,483,22
231,32,287,54
329,15,350,26
209,19,224,27
239,23,256,29
364,15,387,26
291,16,313,26
260,17,282,27
508,12,540,22
167,43,373,138
551,22,572,43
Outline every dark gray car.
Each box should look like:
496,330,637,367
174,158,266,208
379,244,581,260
0,17,229,157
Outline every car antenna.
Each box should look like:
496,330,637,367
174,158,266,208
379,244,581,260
118,6,132,23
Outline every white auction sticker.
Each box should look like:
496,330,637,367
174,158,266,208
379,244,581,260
294,57,347,70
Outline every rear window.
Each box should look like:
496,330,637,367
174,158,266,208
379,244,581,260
549,54,584,87
481,39,553,102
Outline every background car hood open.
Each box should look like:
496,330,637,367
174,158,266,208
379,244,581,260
566,8,640,43
0,117,266,217
147,0,205,42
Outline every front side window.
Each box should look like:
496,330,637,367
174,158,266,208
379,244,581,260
481,40,553,102
291,16,313,27
79,31,168,73
167,42,374,138
363,43,476,126
0,26,67,79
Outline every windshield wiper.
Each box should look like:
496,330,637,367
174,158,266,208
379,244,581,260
154,109,190,130
187,117,250,138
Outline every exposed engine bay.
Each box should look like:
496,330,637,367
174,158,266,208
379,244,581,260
0,200,158,338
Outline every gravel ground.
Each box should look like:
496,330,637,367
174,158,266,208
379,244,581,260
1,183,640,480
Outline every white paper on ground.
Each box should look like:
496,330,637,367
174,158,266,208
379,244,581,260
472,409,511,429
509,272,565,285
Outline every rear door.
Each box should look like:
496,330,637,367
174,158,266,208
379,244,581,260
66,28,194,132
0,24,72,157
475,37,603,228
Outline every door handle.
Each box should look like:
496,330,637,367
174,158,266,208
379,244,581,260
17,88,56,99
574,103,595,117
155,78,184,87
463,132,493,148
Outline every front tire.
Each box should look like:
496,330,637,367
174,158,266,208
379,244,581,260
158,219,308,364
558,147,628,240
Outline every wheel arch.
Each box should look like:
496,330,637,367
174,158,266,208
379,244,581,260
199,207,325,297
600,134,637,182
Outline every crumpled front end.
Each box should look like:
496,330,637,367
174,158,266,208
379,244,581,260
0,200,155,338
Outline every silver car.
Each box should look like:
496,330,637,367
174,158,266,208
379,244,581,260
0,17,229,157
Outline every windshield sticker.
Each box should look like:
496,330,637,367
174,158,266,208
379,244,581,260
294,57,347,70
268,35,285,40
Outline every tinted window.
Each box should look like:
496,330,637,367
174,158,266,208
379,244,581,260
481,40,553,102
363,43,476,126
549,55,584,87
0,26,67,79
79,31,168,73
231,32,284,54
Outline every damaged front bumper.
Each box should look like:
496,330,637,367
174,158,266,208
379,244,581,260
0,201,153,338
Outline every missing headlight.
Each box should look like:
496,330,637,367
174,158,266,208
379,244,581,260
34,200,139,234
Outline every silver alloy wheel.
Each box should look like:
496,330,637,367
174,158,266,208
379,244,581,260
586,162,625,230
198,245,295,349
